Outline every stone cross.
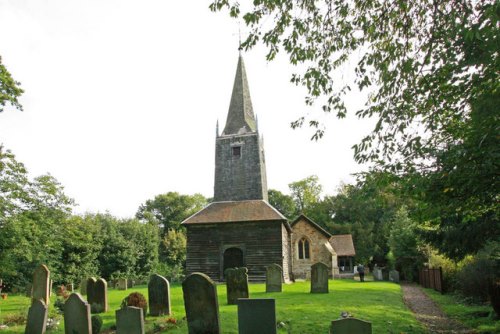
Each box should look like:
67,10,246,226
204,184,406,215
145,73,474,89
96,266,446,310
237,298,277,334
86,277,97,305
266,264,282,293
225,267,249,305
32,265,50,305
25,299,48,334
64,293,92,334
148,274,171,316
329,317,372,334
311,262,329,293
94,278,108,313
182,272,220,334
116,306,145,334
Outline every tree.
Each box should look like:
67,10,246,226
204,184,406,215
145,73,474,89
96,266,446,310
0,56,23,112
288,175,322,213
268,188,297,218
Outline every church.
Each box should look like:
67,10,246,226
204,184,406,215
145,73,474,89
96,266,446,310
182,55,355,282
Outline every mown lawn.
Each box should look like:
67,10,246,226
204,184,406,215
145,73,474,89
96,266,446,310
424,288,500,334
0,279,424,333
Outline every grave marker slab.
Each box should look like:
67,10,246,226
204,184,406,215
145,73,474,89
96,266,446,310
330,317,372,334
86,277,97,305
24,299,48,334
225,267,249,305
372,268,383,281
32,265,50,305
182,273,220,334
266,264,282,293
116,306,145,334
64,293,91,334
148,274,171,316
94,278,108,313
117,278,128,290
237,299,276,334
311,262,329,293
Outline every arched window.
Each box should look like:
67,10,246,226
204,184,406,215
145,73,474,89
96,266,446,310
298,238,310,259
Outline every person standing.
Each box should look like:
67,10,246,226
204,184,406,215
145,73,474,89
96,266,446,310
357,264,365,282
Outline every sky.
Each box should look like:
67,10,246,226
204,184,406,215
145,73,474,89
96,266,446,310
0,0,374,218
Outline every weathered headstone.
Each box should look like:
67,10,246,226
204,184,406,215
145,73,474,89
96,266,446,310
237,299,276,334
25,299,48,334
225,267,249,305
86,277,97,305
32,265,50,305
116,306,145,334
372,268,383,281
94,278,108,313
148,274,171,316
266,264,282,293
330,317,372,334
117,278,128,290
64,293,91,334
389,270,400,283
182,272,220,334
311,262,329,293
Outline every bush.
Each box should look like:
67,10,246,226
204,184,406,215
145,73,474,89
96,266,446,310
156,263,185,283
121,292,148,317
91,315,102,334
456,256,496,303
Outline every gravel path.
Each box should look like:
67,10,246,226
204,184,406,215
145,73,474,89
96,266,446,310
401,282,475,333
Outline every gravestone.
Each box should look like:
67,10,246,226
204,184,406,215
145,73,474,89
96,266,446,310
118,278,128,290
372,268,383,281
148,274,171,316
94,278,108,313
86,277,97,304
32,265,50,305
182,272,220,334
389,270,400,283
116,306,145,334
80,279,87,295
25,283,33,297
225,267,249,305
237,299,276,334
311,262,329,293
67,283,74,292
330,317,372,334
25,299,48,334
64,293,91,334
266,264,282,293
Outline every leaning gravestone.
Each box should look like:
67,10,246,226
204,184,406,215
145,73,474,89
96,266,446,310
94,278,108,313
225,267,249,305
116,306,145,334
311,262,329,293
330,317,372,334
64,293,91,334
182,273,220,334
25,299,48,334
389,270,400,283
86,277,97,305
266,264,282,293
117,278,128,290
148,274,171,316
32,265,50,305
237,299,276,334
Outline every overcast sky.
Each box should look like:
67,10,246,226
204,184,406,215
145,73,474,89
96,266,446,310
0,0,374,218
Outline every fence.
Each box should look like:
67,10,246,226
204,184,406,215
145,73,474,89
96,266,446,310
419,267,444,293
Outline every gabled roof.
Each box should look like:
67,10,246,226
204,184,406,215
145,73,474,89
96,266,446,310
329,234,356,256
222,55,257,135
291,214,332,238
181,200,287,225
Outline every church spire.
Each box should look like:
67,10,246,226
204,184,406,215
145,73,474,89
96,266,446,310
222,55,257,135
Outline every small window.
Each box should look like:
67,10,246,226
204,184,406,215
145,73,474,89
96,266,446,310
298,238,310,259
232,146,241,157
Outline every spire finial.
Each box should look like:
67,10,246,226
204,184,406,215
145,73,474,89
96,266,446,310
238,21,242,51
216,119,219,137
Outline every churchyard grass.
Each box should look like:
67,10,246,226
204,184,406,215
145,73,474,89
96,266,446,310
424,288,500,333
0,279,424,333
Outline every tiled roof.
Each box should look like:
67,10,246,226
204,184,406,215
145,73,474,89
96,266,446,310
181,200,287,225
329,234,356,256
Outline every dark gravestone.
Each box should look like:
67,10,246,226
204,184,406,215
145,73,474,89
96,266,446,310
94,278,108,313
225,267,249,305
116,306,145,334
86,277,97,305
266,264,282,293
24,299,48,334
330,318,372,334
64,293,91,334
389,270,400,283
32,265,50,305
182,272,220,334
148,274,171,316
311,262,329,293
237,299,276,334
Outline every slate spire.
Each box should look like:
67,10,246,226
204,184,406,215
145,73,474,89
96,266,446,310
222,55,257,135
